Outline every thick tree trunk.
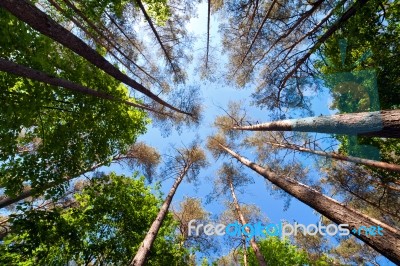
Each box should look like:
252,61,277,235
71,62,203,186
130,164,190,266
0,58,169,116
0,0,190,116
218,143,400,265
233,110,400,138
265,141,400,173
228,178,267,266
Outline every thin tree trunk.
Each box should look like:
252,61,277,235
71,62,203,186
242,237,248,266
217,143,400,265
235,0,278,72
135,0,178,76
0,0,190,116
228,177,267,266
232,110,400,138
130,164,191,266
279,0,369,88
57,0,161,86
265,141,400,173
0,58,170,117
205,0,211,69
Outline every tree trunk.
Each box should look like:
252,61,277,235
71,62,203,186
228,177,267,266
264,141,400,173
0,58,169,117
279,0,369,88
135,0,178,76
0,0,190,116
242,235,248,266
130,164,190,266
217,143,400,265
233,110,400,138
0,159,113,209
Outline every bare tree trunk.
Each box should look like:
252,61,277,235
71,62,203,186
279,0,369,88
235,0,278,71
233,110,400,138
0,58,170,117
205,0,211,69
130,164,190,266
217,143,400,265
0,0,190,116
265,141,400,173
242,235,248,266
228,177,267,266
135,0,179,76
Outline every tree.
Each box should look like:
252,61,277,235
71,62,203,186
0,173,188,265
0,142,160,209
245,236,315,266
232,109,400,138
0,0,191,115
131,144,207,265
261,139,400,173
216,163,267,266
0,8,148,197
172,197,217,255
210,139,400,264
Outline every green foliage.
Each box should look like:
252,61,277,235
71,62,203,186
244,237,329,266
315,0,400,178
0,9,149,196
0,173,188,265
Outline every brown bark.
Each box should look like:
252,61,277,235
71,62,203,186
57,0,160,86
0,0,190,116
217,143,400,265
228,177,267,266
265,141,400,173
0,58,170,117
130,164,190,266
233,110,400,138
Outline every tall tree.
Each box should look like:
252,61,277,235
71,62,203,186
0,142,160,209
261,139,400,173
0,8,149,197
208,138,400,264
0,173,188,265
0,0,191,115
217,164,267,266
131,144,207,265
232,109,400,138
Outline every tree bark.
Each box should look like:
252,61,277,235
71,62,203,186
217,143,400,265
265,141,400,173
228,177,267,266
233,110,400,138
0,0,190,116
130,164,191,266
0,58,170,117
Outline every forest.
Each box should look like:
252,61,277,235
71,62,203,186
0,0,399,265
